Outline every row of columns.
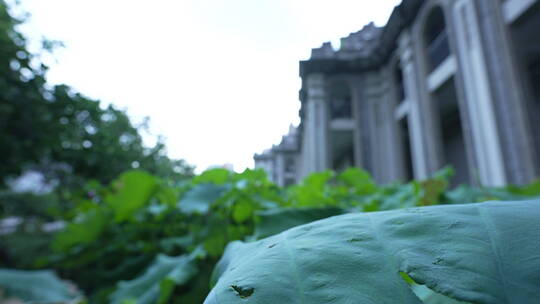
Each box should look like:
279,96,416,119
299,0,538,186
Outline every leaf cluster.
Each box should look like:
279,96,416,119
2,166,538,303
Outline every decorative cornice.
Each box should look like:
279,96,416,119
299,0,425,78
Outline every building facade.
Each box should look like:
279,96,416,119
255,0,540,187
254,125,300,187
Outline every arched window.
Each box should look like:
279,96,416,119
285,156,295,173
328,82,352,119
424,6,450,71
394,63,405,102
327,80,355,172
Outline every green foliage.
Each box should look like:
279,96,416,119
52,208,107,251
105,170,158,222
251,207,344,240
0,0,193,188
110,254,198,304
30,168,283,302
0,269,81,302
7,166,530,301
206,199,540,304
0,190,60,219
178,184,230,214
1,166,539,303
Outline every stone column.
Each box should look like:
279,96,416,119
449,0,507,186
364,72,382,181
379,64,403,183
398,30,429,179
471,0,537,184
348,75,364,170
304,73,330,173
275,153,285,187
349,76,365,170
364,70,398,183
355,75,376,175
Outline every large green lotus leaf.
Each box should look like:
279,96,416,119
232,198,255,223
288,171,335,207
252,207,344,239
232,168,269,186
192,168,231,185
412,285,468,304
205,200,540,304
0,269,80,302
110,254,197,304
178,184,230,214
105,170,158,222
336,168,376,194
52,208,107,251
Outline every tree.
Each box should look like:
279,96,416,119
0,0,193,188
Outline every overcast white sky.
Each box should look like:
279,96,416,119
15,0,400,172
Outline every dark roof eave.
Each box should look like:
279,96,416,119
299,58,378,78
375,0,424,63
299,0,425,78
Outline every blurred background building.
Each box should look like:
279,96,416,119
255,0,540,187
254,125,300,187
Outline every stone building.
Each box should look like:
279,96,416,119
255,0,540,187
254,125,300,187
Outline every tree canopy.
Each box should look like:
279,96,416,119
0,0,193,188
